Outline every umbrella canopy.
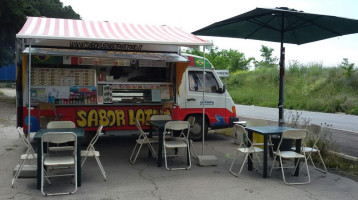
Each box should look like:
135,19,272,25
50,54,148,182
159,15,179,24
192,7,358,125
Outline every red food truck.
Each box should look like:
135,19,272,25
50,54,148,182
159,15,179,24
16,17,238,140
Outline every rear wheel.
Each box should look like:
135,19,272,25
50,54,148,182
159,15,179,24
189,115,208,141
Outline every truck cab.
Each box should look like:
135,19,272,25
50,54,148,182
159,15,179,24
178,53,238,140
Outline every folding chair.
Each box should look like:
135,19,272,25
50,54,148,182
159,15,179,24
292,124,327,173
47,121,76,152
130,119,158,164
163,121,191,170
12,127,51,187
229,125,263,177
38,102,59,129
270,129,310,185
41,132,77,196
81,125,107,181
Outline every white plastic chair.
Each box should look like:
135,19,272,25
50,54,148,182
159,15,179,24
229,125,263,177
292,124,327,173
41,132,77,196
163,121,191,170
81,125,107,181
130,120,158,164
12,127,51,187
270,129,310,185
47,121,76,152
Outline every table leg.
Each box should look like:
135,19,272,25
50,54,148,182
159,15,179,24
263,135,268,178
157,126,163,167
37,140,41,189
77,139,81,187
294,139,301,176
247,130,253,171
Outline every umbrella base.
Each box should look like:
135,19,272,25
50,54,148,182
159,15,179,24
197,155,218,166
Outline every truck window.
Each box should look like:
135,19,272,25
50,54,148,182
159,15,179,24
189,71,219,93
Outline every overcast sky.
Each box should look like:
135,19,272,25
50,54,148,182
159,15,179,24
61,0,358,67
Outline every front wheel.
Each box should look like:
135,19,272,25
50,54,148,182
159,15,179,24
189,115,208,141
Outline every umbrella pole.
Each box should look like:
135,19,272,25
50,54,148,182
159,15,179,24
27,40,32,134
278,15,285,126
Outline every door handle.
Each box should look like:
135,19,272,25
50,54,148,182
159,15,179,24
187,98,196,101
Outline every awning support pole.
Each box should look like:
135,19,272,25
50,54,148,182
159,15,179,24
202,46,206,155
28,40,32,133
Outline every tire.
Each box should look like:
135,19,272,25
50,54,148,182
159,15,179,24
190,115,208,141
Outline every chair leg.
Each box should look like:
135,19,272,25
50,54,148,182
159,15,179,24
11,160,25,187
309,152,327,174
229,151,239,177
147,143,157,159
269,154,278,176
280,157,310,185
94,156,107,181
129,143,143,164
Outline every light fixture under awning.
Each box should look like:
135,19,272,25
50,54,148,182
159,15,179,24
23,48,189,62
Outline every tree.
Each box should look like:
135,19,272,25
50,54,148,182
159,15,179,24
254,45,278,69
183,47,253,72
340,58,355,78
0,0,80,67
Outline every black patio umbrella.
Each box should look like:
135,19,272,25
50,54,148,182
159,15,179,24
192,7,358,125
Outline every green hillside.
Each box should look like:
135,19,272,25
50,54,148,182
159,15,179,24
227,63,358,115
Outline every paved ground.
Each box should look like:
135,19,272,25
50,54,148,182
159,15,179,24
1,88,358,199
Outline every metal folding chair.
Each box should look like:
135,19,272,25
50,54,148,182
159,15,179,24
229,125,263,177
12,127,51,188
163,121,191,170
270,129,310,185
81,125,107,181
130,119,158,164
47,121,76,152
41,132,77,196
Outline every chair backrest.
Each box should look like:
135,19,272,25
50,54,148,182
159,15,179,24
41,132,77,154
17,127,36,155
234,124,255,148
150,114,172,121
278,129,308,152
161,101,174,115
164,121,190,139
246,119,269,127
86,125,103,151
187,116,195,127
307,124,322,148
134,119,146,135
47,121,76,129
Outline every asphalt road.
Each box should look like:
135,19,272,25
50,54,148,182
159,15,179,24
236,104,358,157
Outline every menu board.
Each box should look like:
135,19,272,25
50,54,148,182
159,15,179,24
31,68,95,86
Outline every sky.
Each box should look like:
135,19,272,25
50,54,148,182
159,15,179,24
60,0,358,67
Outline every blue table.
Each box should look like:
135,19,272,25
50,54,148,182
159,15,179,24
34,128,84,189
245,126,300,178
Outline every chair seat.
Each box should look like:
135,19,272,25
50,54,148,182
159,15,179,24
136,138,158,144
291,147,319,153
49,146,75,151
164,140,188,148
21,153,37,160
44,156,75,166
238,147,264,153
81,150,100,157
275,151,305,159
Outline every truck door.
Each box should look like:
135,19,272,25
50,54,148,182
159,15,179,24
184,70,228,126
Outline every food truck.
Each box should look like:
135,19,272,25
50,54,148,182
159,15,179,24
16,17,238,140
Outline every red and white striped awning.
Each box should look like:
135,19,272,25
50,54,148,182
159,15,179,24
17,17,211,47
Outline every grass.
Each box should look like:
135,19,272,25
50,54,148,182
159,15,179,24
227,63,358,115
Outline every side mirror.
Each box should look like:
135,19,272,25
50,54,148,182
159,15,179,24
217,84,226,94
